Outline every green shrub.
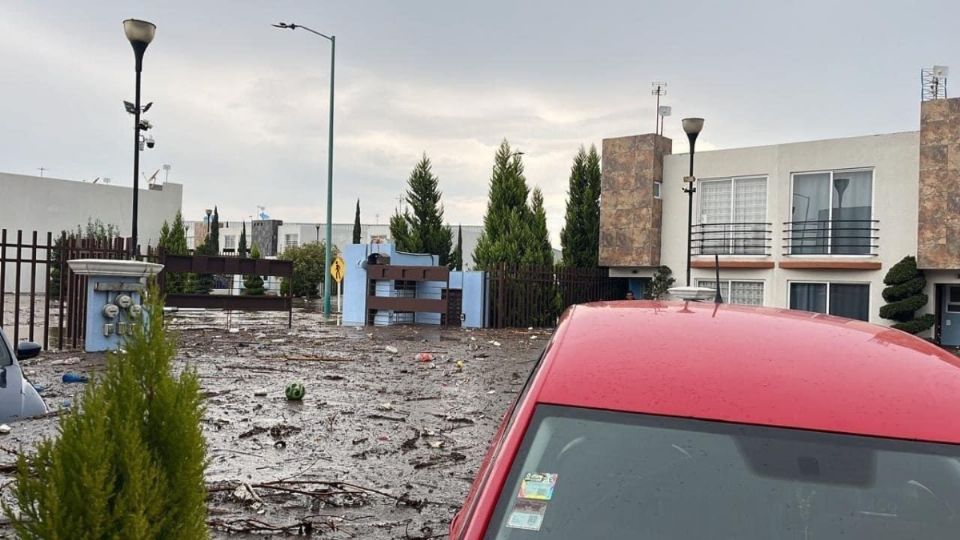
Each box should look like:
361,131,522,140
5,287,207,539
280,242,332,298
243,245,265,295
880,255,934,334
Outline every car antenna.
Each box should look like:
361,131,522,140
714,254,723,304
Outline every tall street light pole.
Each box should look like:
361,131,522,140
681,117,704,287
123,19,156,257
274,22,336,318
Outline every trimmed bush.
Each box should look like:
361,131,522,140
5,287,207,539
880,255,934,334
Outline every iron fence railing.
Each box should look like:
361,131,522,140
691,222,772,256
783,219,879,256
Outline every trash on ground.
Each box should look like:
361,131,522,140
385,345,399,355
416,352,433,362
0,424,10,435
61,372,89,384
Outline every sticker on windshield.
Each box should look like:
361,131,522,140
506,499,548,531
519,472,558,501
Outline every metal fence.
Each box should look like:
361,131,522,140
486,263,626,329
1,229,130,350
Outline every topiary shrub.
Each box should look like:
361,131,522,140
5,286,208,539
879,255,934,335
243,245,265,295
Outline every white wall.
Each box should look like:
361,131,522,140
658,131,920,326
1,172,183,292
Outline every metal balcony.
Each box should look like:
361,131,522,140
783,219,879,256
691,222,772,256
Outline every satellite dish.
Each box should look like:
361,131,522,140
934,65,950,79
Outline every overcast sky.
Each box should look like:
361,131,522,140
1,1,957,245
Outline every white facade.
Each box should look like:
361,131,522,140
187,219,484,268
610,131,927,327
1,172,183,291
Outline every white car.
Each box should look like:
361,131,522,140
0,330,49,423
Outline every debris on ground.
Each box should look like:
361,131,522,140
1,304,548,539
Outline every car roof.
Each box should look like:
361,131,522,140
536,301,960,444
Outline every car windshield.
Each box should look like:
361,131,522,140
486,404,960,539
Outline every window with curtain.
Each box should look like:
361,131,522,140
790,170,873,255
697,280,764,306
698,177,767,255
789,282,869,321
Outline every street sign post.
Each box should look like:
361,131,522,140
331,256,345,315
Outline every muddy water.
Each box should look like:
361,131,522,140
0,308,549,538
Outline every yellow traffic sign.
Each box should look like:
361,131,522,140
331,256,345,283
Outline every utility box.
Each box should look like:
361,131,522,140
67,259,164,352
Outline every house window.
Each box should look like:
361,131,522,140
789,282,869,321
284,234,299,249
697,279,764,306
653,181,662,199
949,286,960,313
698,176,767,255
223,235,236,250
790,169,873,255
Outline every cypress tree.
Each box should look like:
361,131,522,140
238,222,248,257
209,206,220,255
449,225,463,271
389,155,453,264
561,145,601,268
352,199,362,244
7,287,207,538
527,188,553,266
473,140,532,269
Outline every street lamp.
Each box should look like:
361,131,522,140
274,22,336,318
123,18,156,257
682,117,704,287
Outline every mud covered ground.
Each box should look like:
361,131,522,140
0,304,549,538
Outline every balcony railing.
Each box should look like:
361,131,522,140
691,222,772,256
783,219,879,256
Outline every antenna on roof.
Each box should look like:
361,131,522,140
651,82,667,134
922,66,949,101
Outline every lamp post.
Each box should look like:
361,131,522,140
681,117,704,287
123,19,156,257
273,22,336,318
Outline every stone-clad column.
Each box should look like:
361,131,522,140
918,97,960,269
599,134,672,267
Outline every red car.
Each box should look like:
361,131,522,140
450,301,960,539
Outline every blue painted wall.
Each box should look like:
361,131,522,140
342,243,487,328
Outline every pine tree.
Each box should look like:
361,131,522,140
449,225,463,271
6,287,207,539
388,155,453,264
561,145,601,268
389,211,413,251
880,255,935,334
238,222,248,257
352,199,362,244
164,211,190,294
474,140,533,269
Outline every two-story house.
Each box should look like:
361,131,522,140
600,95,960,345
